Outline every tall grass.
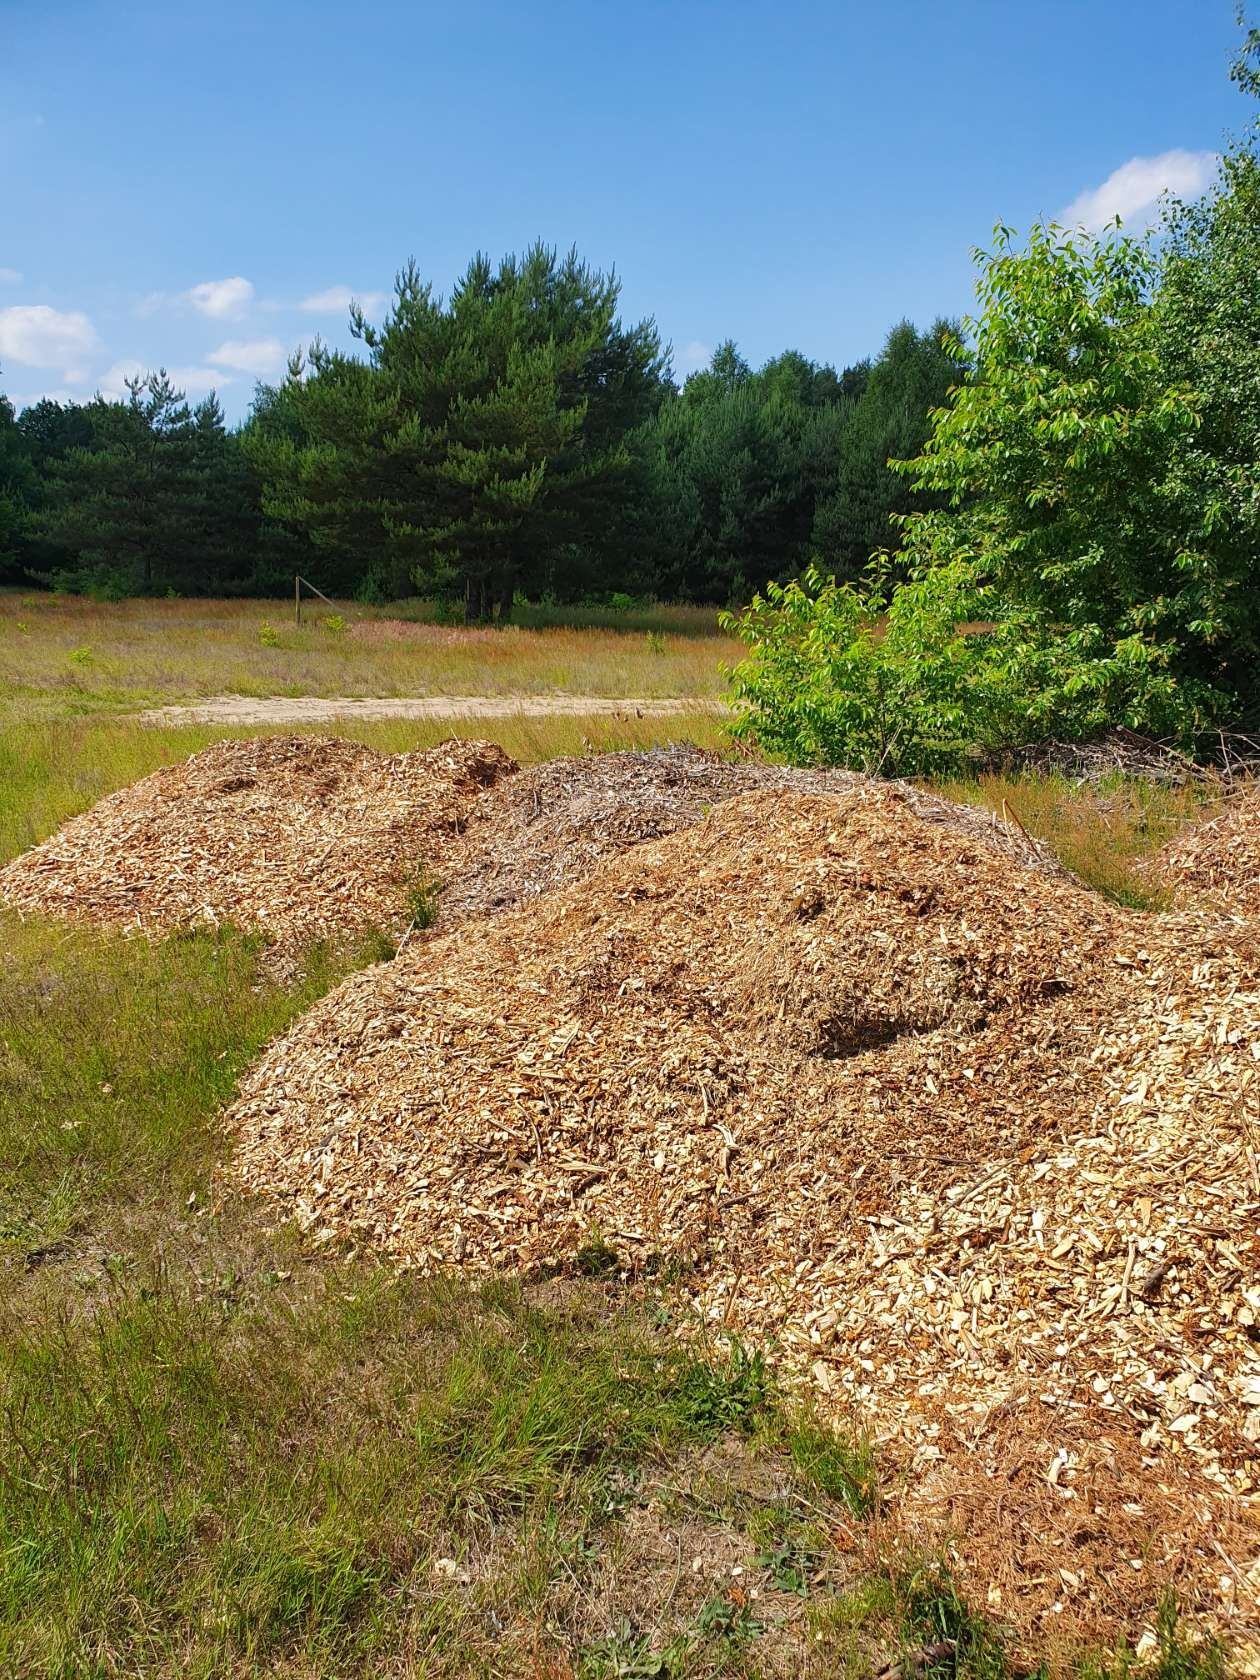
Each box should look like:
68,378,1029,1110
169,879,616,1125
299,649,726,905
935,772,1203,908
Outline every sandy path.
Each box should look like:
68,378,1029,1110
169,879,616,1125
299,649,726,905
136,694,726,727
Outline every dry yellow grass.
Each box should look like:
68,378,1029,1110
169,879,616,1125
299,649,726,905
0,592,731,723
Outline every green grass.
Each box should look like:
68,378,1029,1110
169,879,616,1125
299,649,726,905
0,591,731,723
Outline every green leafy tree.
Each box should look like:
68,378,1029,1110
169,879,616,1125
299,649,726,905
1147,25,1260,710
814,319,967,574
888,222,1216,737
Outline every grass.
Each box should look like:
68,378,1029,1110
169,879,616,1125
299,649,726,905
0,592,731,722
935,772,1205,908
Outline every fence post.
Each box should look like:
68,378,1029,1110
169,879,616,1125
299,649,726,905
295,574,301,625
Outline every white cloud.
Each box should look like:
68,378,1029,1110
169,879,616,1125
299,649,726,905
168,364,230,396
97,359,230,400
185,276,255,319
676,339,712,375
0,304,98,376
1059,148,1218,232
96,359,145,398
208,336,286,375
0,268,20,285
298,284,385,314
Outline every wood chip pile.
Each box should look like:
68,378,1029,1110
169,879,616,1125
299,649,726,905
1154,785,1260,918
227,784,1260,1647
0,734,516,968
435,743,1060,927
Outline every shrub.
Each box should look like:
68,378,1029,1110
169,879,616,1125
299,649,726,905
722,560,1196,776
257,622,280,648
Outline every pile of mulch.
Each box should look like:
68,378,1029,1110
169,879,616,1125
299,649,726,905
434,743,1062,926
226,783,1260,1650
0,734,516,969
1152,784,1260,918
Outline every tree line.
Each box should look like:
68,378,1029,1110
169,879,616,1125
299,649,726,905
0,249,964,616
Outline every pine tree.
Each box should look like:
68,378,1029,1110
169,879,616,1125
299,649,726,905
251,244,668,616
32,372,205,594
0,380,38,584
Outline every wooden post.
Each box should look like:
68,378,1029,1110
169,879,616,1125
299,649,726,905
295,574,301,625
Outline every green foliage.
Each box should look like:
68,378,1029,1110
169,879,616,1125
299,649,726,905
724,553,1196,775
670,1342,773,1438
29,375,260,597
257,620,280,647
404,869,439,929
893,224,1219,732
726,165,1260,770
0,391,37,583
634,327,961,607
785,1414,877,1516
815,318,968,574
249,244,670,619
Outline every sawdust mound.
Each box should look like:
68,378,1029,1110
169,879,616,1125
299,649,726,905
0,734,517,966
1153,785,1260,918
435,743,1061,927
227,784,1260,1643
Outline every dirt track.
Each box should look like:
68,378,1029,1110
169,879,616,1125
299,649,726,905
136,695,726,727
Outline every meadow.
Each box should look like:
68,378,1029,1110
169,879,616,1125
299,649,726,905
0,592,730,724
0,601,1220,1678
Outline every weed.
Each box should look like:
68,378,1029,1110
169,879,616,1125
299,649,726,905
897,1561,1008,1680
574,1230,622,1279
68,644,93,664
404,869,440,929
672,1341,773,1438
646,630,667,655
321,613,347,634
257,620,280,647
756,1523,821,1596
786,1414,878,1516
695,1591,762,1644
578,1620,682,1678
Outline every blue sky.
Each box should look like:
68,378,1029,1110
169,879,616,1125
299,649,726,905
0,0,1248,419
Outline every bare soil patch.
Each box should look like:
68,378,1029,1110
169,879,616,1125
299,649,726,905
135,694,723,727
226,783,1260,1648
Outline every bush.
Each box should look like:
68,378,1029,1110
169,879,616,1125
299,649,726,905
722,561,1197,776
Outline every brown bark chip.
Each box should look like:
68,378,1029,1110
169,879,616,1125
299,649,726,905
225,783,1260,1648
